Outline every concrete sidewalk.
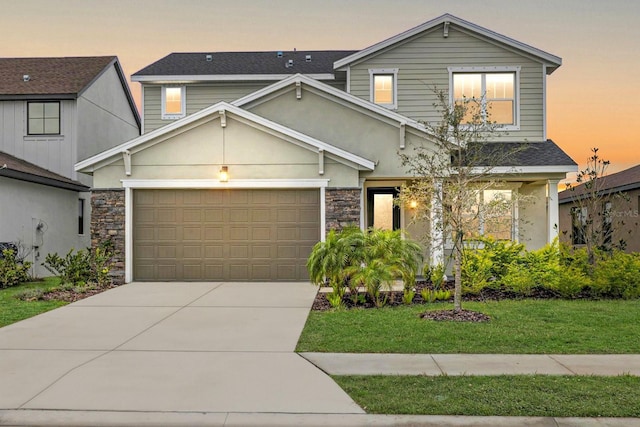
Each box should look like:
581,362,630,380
300,353,640,376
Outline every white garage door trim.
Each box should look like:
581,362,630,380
122,179,329,283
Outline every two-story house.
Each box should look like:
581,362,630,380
0,56,140,277
77,14,577,283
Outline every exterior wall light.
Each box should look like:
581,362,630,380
409,200,418,209
219,165,229,182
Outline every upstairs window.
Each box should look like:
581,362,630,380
28,101,60,135
449,67,520,129
369,69,398,109
162,86,185,119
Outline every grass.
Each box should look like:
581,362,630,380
333,375,640,417
0,277,66,328
296,299,640,354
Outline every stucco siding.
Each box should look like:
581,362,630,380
246,87,438,178
347,26,544,141
0,177,89,278
77,64,140,162
92,116,359,188
519,183,548,249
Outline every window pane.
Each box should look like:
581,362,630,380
484,190,512,240
28,118,43,134
44,102,60,118
373,75,393,104
373,193,394,230
44,118,59,134
29,103,44,119
486,100,514,124
453,73,481,99
485,73,514,99
165,87,182,114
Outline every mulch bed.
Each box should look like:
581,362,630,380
311,280,584,322
40,284,118,303
419,309,491,322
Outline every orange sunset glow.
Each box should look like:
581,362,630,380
3,0,639,178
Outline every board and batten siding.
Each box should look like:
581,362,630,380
347,26,545,142
143,83,268,133
0,99,77,180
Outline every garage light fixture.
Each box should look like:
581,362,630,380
219,165,229,182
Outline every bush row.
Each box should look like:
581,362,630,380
461,238,640,299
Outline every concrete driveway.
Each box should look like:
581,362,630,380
0,282,363,422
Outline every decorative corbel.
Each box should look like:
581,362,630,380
123,150,132,176
318,149,324,175
296,81,302,100
219,109,227,128
443,21,450,38
399,122,406,149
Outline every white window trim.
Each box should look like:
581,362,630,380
447,66,521,131
369,68,398,110
161,85,186,120
121,178,329,283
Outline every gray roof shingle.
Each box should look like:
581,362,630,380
468,140,577,167
133,50,357,77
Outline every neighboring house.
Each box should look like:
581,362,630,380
0,56,140,278
77,14,577,283
559,164,640,253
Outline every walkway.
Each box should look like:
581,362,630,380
301,353,640,376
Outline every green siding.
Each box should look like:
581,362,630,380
348,26,545,141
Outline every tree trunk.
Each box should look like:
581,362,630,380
453,237,462,312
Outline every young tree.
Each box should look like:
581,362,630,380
398,91,524,312
564,148,628,265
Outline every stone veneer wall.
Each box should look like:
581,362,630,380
325,188,361,232
91,190,125,285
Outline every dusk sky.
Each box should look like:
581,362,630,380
3,0,639,177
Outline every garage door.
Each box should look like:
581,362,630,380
133,189,320,281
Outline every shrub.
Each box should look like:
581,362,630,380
462,238,525,294
0,249,32,288
592,251,640,299
552,265,592,298
501,242,560,295
308,227,423,308
43,244,114,287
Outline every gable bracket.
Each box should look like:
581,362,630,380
318,149,324,175
399,122,406,149
219,110,227,127
295,81,302,100
443,21,450,38
122,150,132,176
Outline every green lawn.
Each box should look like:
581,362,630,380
297,299,640,354
0,277,66,328
334,375,640,417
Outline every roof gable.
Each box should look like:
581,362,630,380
75,101,374,173
334,14,562,73
232,74,430,135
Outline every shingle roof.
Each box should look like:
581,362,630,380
471,140,577,167
0,151,88,192
132,51,357,77
0,56,116,97
559,164,640,202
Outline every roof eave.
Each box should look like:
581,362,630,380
131,73,336,83
0,169,89,192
